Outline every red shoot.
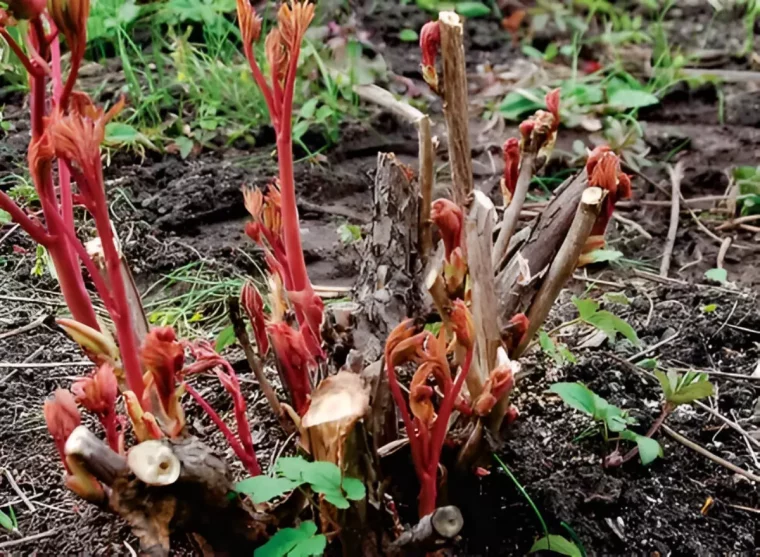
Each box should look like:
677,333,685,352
385,300,476,517
241,281,270,356
44,388,81,472
419,21,440,92
184,342,261,476
236,0,324,360
581,146,633,264
473,347,517,416
72,364,119,451
502,313,529,355
501,138,520,206
140,327,186,437
431,198,464,260
268,321,315,415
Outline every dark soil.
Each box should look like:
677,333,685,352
2,1,760,555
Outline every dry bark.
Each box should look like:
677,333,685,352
389,505,464,555
66,427,271,556
354,153,422,362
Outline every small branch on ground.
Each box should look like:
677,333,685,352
660,162,683,277
390,506,464,554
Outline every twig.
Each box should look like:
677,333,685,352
228,298,282,421
0,529,58,549
515,187,605,358
660,162,683,277
716,214,760,231
716,237,731,269
612,212,652,240
662,424,760,483
626,330,681,362
632,269,688,285
439,11,473,205
693,400,760,450
0,314,47,341
419,115,435,261
0,361,91,368
712,299,738,339
492,152,536,268
0,223,21,246
0,344,44,385
2,469,35,512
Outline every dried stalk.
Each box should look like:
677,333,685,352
228,298,282,421
439,11,473,205
492,152,535,268
660,163,683,277
464,191,499,397
514,187,606,358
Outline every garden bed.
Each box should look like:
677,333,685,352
1,0,759,554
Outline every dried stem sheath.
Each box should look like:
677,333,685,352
514,187,606,358
439,12,472,206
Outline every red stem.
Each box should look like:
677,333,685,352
242,43,279,130
385,359,426,482
50,37,74,230
0,29,40,77
217,360,261,475
184,383,261,476
618,404,672,465
0,191,52,244
102,411,119,452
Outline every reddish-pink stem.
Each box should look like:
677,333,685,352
217,360,261,475
102,412,119,452
0,29,40,77
50,37,74,230
184,382,261,476
0,191,52,244
385,359,426,482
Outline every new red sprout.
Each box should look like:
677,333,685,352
72,364,120,451
419,21,440,92
140,327,185,437
473,347,517,416
385,300,475,517
241,281,270,356
236,0,324,360
431,198,464,259
501,138,520,206
268,321,315,415
44,388,81,471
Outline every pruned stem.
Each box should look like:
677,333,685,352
513,187,606,359
492,152,536,268
419,115,435,261
439,11,473,206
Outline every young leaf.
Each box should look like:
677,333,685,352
701,304,718,313
341,477,366,501
276,456,311,481
254,521,321,557
214,325,236,353
608,89,659,109
638,358,658,370
571,297,599,320
234,476,303,504
558,345,577,364
596,403,632,433
603,292,631,306
704,268,728,284
174,136,194,159
582,249,624,264
621,430,663,465
669,380,714,405
539,330,558,358
302,461,350,509
399,29,419,42
337,223,362,244
289,532,327,557
0,209,11,225
529,534,583,557
455,1,491,18
0,508,15,532
549,383,596,416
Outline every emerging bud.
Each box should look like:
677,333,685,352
545,88,561,132
72,364,119,450
473,348,517,416
141,327,185,437
584,145,633,248
47,0,90,69
501,138,520,206
502,313,529,355
287,287,325,360
449,299,475,352
235,0,262,47
44,389,81,471
518,89,562,166
431,198,463,259
409,362,438,427
124,390,163,442
385,319,425,365
241,281,270,355
57,318,119,363
420,21,440,93
268,322,315,415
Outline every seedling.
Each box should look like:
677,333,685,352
0,505,19,535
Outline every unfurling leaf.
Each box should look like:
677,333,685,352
215,325,237,353
621,430,663,465
254,520,326,557
529,534,583,557
234,476,303,504
549,382,596,416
